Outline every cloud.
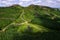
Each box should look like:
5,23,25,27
0,0,60,8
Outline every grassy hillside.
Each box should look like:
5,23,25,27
0,5,60,40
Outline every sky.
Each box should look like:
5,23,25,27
0,0,60,8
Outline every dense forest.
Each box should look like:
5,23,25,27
0,5,60,40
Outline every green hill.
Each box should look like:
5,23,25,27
0,5,60,40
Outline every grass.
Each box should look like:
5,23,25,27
0,5,60,40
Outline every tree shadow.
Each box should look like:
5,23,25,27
13,30,60,40
31,13,60,31
39,15,60,30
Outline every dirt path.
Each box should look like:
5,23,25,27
0,10,27,32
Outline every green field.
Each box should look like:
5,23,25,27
0,5,60,40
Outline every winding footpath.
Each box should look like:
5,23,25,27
0,9,28,32
0,9,48,32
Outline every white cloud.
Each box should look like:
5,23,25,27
20,0,31,1
0,0,60,8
